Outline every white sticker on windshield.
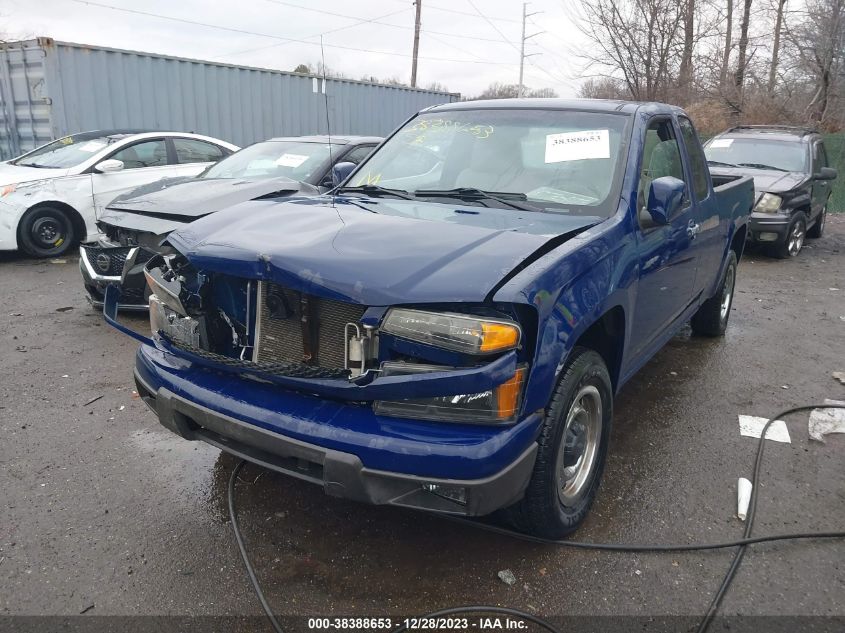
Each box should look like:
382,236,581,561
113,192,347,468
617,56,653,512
545,130,610,163
710,138,733,148
276,153,309,167
79,141,108,153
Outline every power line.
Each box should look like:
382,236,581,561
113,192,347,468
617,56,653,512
265,0,520,46
385,0,520,22
64,0,519,67
222,7,410,58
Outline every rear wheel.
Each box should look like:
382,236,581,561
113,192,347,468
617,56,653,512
691,251,737,337
18,206,76,257
772,215,806,259
507,347,613,538
807,205,826,239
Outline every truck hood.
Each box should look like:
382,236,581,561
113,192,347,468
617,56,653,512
168,196,598,305
0,163,70,186
709,166,808,195
101,176,318,235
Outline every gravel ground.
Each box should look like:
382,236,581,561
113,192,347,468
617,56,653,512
1,218,844,631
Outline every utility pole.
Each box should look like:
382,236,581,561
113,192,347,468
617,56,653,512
411,0,422,88
518,2,542,98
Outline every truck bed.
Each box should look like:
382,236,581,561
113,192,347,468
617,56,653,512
712,173,755,219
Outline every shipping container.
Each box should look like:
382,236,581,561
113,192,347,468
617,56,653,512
0,38,460,160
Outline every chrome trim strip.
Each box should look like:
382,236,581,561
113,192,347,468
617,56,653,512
252,281,264,363
120,246,140,285
79,245,121,282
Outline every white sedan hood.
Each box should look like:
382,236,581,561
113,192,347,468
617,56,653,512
0,163,71,186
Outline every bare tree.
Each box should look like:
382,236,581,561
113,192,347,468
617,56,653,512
577,0,685,101
679,0,696,98
734,0,753,95
720,0,734,85
768,0,787,95
789,0,845,123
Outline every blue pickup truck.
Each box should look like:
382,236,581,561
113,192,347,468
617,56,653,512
106,99,753,537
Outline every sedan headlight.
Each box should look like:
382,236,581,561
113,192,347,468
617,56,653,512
374,362,526,424
754,193,783,214
381,308,521,355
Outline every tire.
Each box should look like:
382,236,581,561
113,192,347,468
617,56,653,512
807,205,826,239
507,347,613,538
772,215,806,259
18,205,76,257
691,250,737,337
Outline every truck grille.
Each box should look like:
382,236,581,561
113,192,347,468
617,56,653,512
254,282,367,370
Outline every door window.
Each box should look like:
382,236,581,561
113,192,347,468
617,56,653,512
173,138,226,164
814,142,829,170
340,145,376,165
678,117,709,201
638,119,687,228
111,140,168,169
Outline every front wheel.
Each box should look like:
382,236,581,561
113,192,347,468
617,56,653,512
691,251,737,337
772,215,806,259
18,206,76,257
508,347,613,538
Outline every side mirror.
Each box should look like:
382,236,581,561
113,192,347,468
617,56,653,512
816,166,837,180
330,161,356,187
647,176,686,225
96,159,125,173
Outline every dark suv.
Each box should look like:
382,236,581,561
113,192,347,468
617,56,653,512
704,125,836,258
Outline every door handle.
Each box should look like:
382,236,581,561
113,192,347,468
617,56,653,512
687,220,701,239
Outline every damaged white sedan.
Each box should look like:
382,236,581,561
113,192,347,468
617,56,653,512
0,130,238,257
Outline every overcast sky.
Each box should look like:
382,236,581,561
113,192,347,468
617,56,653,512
2,0,584,97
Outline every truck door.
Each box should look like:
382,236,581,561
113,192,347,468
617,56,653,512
678,115,724,299
630,118,699,357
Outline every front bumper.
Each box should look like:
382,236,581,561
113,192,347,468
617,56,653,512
747,212,791,244
134,348,540,516
79,243,155,310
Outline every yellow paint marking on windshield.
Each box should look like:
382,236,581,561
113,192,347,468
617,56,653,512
354,172,382,186
407,119,494,139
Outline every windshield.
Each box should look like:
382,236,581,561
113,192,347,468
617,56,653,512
349,109,631,217
13,132,128,168
704,137,808,172
204,140,333,181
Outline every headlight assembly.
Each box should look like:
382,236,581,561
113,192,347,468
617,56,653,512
374,362,526,424
381,308,521,355
149,294,201,348
144,258,188,315
753,193,783,214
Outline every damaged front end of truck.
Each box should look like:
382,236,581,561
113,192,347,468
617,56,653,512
102,208,562,515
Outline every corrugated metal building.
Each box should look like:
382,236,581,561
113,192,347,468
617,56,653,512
0,38,460,160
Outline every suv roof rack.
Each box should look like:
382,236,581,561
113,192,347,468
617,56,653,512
724,124,817,136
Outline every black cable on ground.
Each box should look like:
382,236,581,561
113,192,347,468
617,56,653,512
228,459,284,633
228,403,845,633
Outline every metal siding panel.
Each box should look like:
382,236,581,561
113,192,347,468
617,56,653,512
2,39,458,156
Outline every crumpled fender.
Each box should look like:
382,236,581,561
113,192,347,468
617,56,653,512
104,285,518,402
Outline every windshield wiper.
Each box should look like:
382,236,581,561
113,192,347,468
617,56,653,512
336,184,413,200
15,162,52,168
413,187,541,212
736,163,788,172
707,160,739,168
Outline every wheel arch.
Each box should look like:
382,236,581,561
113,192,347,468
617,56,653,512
569,305,626,392
17,201,87,247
